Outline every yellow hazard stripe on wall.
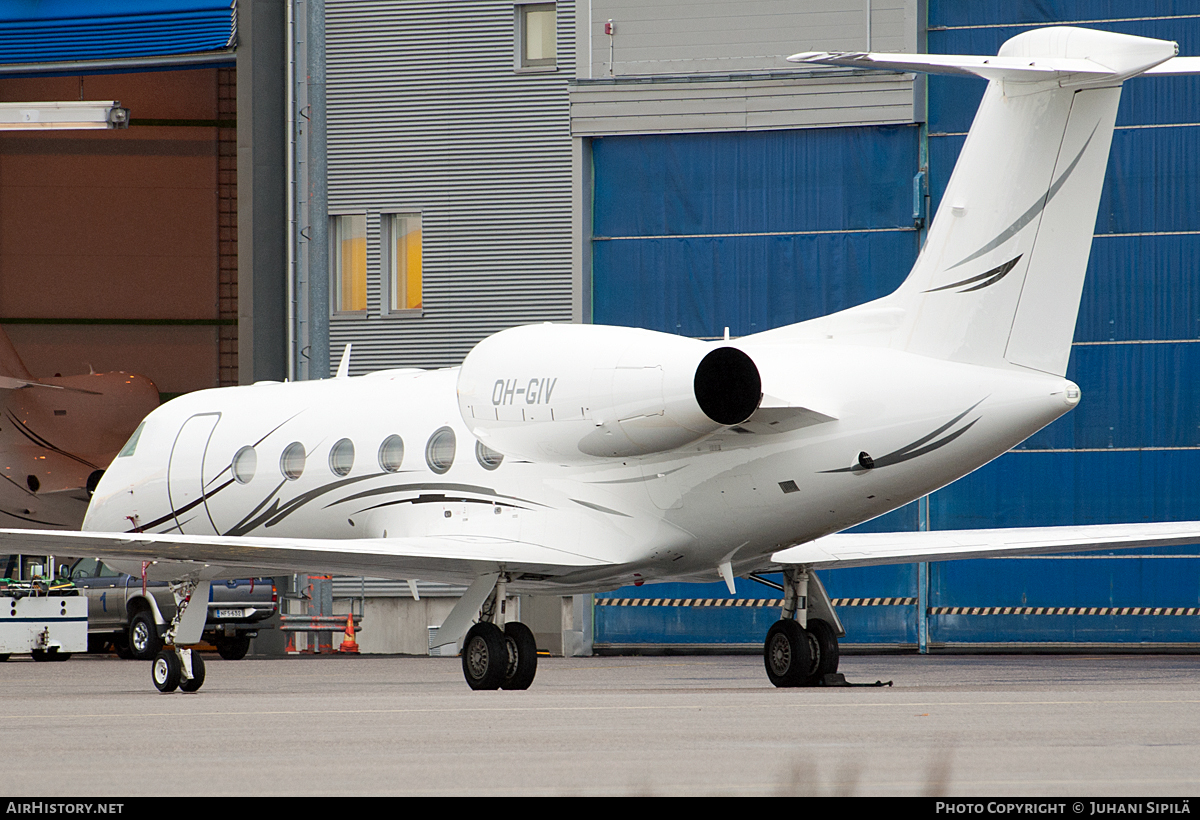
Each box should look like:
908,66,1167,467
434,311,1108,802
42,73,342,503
595,598,917,607
595,600,1200,615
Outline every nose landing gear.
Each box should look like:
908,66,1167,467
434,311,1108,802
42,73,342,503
152,647,205,692
150,579,210,693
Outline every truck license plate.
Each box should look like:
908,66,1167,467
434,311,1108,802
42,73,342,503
216,608,245,618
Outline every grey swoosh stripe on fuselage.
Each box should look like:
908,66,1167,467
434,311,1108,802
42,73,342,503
947,122,1098,271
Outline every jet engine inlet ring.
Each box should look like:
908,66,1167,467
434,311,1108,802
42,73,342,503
693,347,762,425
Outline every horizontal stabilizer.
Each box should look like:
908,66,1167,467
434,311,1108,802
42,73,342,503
1143,56,1200,74
772,522,1200,569
787,50,1116,82
0,528,614,584
790,27,1195,86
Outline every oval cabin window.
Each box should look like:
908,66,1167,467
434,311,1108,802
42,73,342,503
425,428,456,475
378,435,405,472
280,442,306,481
329,438,355,477
232,446,257,484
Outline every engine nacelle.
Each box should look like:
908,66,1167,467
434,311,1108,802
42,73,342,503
457,324,761,462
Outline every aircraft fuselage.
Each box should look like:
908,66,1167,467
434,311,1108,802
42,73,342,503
84,340,1077,591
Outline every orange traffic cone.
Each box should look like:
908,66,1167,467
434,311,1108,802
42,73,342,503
339,613,360,654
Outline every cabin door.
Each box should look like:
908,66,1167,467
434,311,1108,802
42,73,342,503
166,413,221,535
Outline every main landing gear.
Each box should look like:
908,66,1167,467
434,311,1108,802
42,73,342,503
150,578,211,694
763,566,842,687
459,575,538,690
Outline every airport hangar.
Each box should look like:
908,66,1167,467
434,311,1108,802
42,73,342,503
1,0,1197,656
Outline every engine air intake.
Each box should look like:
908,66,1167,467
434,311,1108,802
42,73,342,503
694,347,762,425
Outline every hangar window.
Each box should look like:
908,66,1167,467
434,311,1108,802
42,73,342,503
329,438,355,477
280,442,306,481
378,435,405,472
516,3,556,70
331,214,367,314
425,427,456,475
385,213,422,314
232,446,257,484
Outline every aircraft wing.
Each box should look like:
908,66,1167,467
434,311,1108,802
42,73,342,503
0,528,614,584
0,376,100,394
772,522,1200,569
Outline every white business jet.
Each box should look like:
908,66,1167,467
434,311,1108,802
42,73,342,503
0,326,158,532
5,26,1200,694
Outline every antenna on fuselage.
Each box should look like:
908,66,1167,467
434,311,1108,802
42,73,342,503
335,344,352,379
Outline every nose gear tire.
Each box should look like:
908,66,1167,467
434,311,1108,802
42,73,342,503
152,650,181,693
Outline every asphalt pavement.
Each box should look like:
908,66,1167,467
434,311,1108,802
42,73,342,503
2,652,1198,796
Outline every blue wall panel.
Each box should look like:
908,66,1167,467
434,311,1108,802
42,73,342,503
1077,235,1200,343
593,127,918,237
1098,127,1200,234
592,127,920,335
1019,343,1200,450
930,612,1200,643
594,563,921,648
928,450,1200,643
929,1,1199,29
593,231,916,338
931,450,1200,528
595,580,782,646
932,555,1200,609
821,564,920,645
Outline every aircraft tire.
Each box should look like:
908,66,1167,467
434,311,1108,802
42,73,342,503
216,635,251,660
807,618,840,682
180,654,206,692
152,650,181,693
501,622,538,690
462,623,506,690
764,619,815,688
129,611,162,661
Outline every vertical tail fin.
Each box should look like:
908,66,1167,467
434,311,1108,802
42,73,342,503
790,28,1180,376
897,76,1121,375
0,325,34,381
